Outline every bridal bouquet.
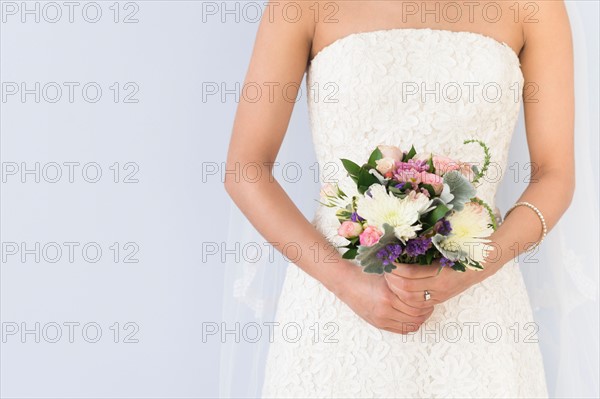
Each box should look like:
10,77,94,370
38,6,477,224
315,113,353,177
320,140,497,274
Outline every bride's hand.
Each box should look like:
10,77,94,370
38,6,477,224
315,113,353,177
330,261,434,335
384,261,484,308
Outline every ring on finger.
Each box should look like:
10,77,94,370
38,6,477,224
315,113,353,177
424,290,431,301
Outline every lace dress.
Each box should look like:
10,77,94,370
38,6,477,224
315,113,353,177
262,28,548,398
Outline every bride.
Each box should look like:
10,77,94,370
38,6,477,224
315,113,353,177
224,1,574,397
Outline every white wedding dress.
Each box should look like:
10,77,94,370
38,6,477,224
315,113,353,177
262,28,548,398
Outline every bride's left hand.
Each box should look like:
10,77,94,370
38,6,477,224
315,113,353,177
384,261,487,307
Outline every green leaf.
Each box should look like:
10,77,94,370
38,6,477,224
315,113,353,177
443,171,476,212
467,261,484,270
427,155,436,173
340,159,361,181
388,185,406,198
342,248,358,259
404,145,417,161
357,168,379,190
422,202,450,227
425,250,434,264
358,185,370,195
452,262,467,272
367,148,383,168
383,263,397,273
335,209,353,223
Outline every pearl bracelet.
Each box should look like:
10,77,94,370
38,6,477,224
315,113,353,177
504,201,548,250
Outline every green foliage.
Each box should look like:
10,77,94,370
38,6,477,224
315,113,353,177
451,262,467,272
387,185,406,198
341,158,361,183
422,202,451,228
367,148,383,167
404,145,417,161
342,248,358,259
463,139,491,184
427,155,436,174
470,197,498,230
356,224,398,274
443,171,476,212
357,167,380,194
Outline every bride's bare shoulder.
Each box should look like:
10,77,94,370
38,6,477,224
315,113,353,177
520,0,571,56
245,0,318,70
309,1,370,60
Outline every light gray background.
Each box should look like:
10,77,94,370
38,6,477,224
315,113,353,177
1,1,598,398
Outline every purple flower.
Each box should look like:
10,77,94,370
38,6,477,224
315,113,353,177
376,243,403,266
351,212,365,223
435,219,452,236
404,237,432,257
440,257,455,267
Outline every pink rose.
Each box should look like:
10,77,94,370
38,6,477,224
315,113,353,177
421,172,444,194
377,145,403,162
359,226,382,246
337,221,363,238
375,158,396,175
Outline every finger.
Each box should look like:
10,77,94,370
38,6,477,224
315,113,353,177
380,325,415,335
387,282,439,308
385,272,434,293
382,318,423,334
385,307,435,333
376,296,429,322
390,262,439,279
389,294,434,317
375,301,428,324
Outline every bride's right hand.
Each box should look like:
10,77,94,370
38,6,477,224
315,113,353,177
328,261,435,335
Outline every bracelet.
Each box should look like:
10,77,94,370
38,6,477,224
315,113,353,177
504,201,548,250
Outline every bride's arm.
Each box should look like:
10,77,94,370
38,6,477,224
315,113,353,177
483,0,575,275
385,1,575,305
225,1,432,334
225,1,351,293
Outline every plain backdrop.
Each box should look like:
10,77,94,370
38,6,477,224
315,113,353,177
1,1,598,398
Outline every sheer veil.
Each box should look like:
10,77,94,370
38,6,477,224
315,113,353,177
219,3,599,397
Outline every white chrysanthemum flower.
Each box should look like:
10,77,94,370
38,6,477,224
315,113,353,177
356,185,430,242
440,202,494,264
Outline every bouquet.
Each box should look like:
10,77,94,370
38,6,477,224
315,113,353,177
320,140,497,274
